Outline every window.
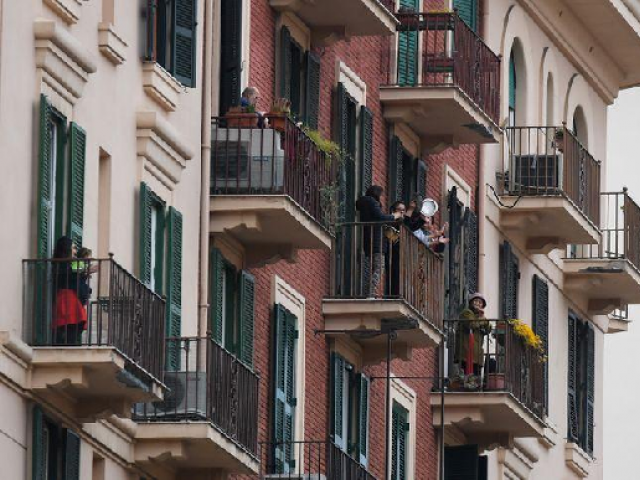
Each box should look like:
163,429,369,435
37,94,87,258
139,183,183,369
568,313,595,455
444,445,487,480
279,26,321,128
391,401,409,480
145,0,198,87
219,0,243,116
499,241,519,319
32,406,81,480
454,0,479,32
388,136,427,207
331,354,370,466
532,275,549,414
209,247,255,366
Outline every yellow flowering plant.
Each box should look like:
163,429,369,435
508,319,546,360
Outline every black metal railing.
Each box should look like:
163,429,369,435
502,126,601,227
257,441,376,480
443,319,546,418
23,257,165,381
134,336,259,456
390,11,501,123
211,116,338,231
330,221,444,329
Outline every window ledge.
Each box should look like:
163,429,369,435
44,0,82,25
98,22,127,66
142,62,182,112
564,442,591,478
34,18,97,104
136,111,194,190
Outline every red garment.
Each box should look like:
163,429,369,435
52,289,87,328
465,332,475,375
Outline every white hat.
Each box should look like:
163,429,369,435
420,198,439,217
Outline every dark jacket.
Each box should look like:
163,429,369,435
404,211,425,232
356,195,395,255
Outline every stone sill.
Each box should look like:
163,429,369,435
44,0,82,24
98,22,127,66
142,62,182,112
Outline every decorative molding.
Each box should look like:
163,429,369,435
564,442,591,478
136,112,194,190
34,18,97,105
43,0,82,25
141,62,182,112
98,22,127,66
445,165,472,207
337,61,367,106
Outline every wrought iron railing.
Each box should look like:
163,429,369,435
502,126,601,227
329,221,444,330
22,257,165,381
442,319,546,418
390,11,501,123
257,441,376,480
134,336,259,456
211,116,338,231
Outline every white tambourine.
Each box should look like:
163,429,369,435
421,198,439,217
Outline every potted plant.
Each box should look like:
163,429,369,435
268,98,291,133
553,127,565,152
486,372,505,390
225,104,259,128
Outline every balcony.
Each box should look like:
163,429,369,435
323,222,444,364
210,116,335,267
564,190,640,316
256,440,376,479
498,126,602,253
432,319,546,448
22,257,165,421
380,12,501,151
134,337,259,475
269,0,397,44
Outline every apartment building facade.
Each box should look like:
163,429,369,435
1,0,640,479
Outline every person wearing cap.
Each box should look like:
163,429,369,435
456,293,491,378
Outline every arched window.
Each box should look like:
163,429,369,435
508,40,526,126
546,73,555,126
509,50,517,126
573,106,588,148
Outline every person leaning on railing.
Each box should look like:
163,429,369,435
456,293,491,377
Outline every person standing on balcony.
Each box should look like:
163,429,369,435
52,236,88,345
240,86,268,128
356,186,402,297
386,201,407,296
456,293,491,379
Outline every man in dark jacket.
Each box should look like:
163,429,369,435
356,186,401,297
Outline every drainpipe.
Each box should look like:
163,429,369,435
198,0,213,336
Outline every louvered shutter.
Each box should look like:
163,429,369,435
567,313,579,443
391,403,409,480
238,270,255,367
586,324,595,455
397,0,419,86
358,373,370,466
444,444,479,480
500,242,519,319
389,136,404,204
401,151,415,204
359,106,373,196
173,0,197,87
224,262,236,352
165,207,183,370
37,94,53,259
273,304,297,473
209,247,224,343
139,183,153,286
336,83,356,223
533,275,549,414
290,42,302,116
331,353,346,450
219,0,242,115
68,123,86,247
305,52,321,129
32,407,46,480
509,52,516,113
280,27,292,101
416,159,427,197
464,209,479,296
64,429,81,480
454,0,478,32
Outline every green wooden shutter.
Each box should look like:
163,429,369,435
533,275,549,414
416,159,427,197
32,406,46,480
37,94,53,259
280,26,292,101
389,136,404,204
209,247,224,343
454,0,478,32
567,313,579,443
224,262,237,352
397,0,419,86
359,106,374,196
500,242,519,319
444,444,479,480
586,324,595,455
67,123,86,247
509,51,517,113
464,209,479,296
305,51,321,130
289,42,302,117
219,0,243,115
336,83,357,223
139,182,153,286
401,151,415,204
64,429,81,480
238,270,255,367
273,304,297,473
165,207,183,370
391,403,409,480
331,353,346,449
173,0,198,87
358,373,370,466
